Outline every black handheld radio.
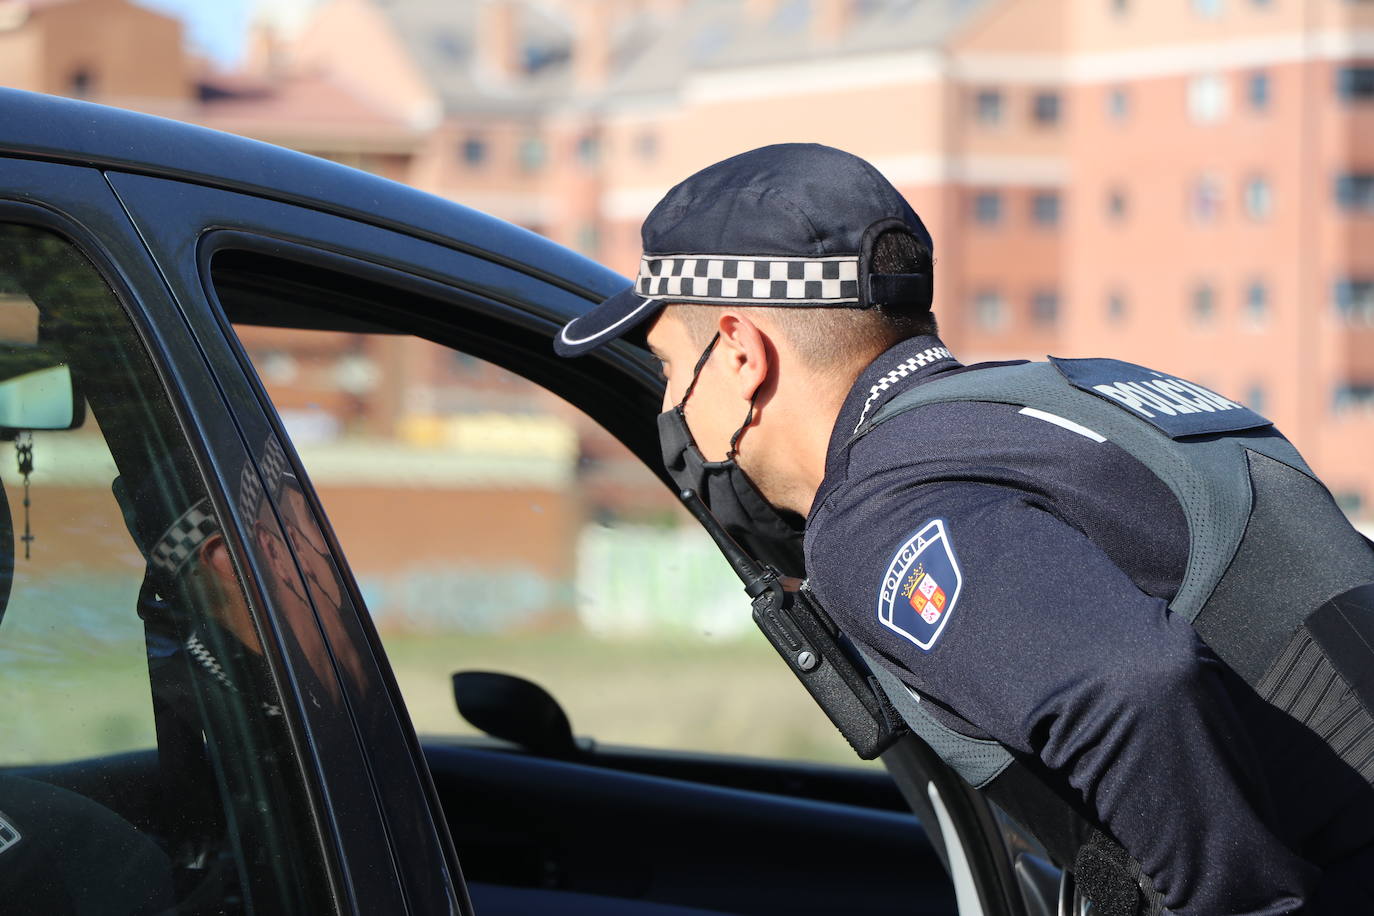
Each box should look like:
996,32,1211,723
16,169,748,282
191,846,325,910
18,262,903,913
677,489,905,759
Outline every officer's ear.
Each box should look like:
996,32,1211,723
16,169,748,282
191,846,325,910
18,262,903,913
716,311,772,402
198,533,233,578
191,533,264,656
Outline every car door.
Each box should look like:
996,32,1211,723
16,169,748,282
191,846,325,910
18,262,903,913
0,158,429,914
101,172,479,916
101,162,1069,915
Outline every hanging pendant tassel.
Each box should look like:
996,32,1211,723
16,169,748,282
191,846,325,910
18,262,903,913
16,433,33,560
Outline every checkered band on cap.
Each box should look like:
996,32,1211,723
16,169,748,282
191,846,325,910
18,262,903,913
149,497,219,578
238,462,265,520
636,254,860,304
260,436,288,487
238,436,295,520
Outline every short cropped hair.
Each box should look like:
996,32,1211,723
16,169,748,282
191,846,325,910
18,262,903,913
667,229,937,372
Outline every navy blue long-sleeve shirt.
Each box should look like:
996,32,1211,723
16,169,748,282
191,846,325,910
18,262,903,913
803,336,1374,914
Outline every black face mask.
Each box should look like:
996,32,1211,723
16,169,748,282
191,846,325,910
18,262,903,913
658,334,806,572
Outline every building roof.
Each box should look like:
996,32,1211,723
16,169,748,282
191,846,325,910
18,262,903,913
699,0,994,72
360,0,993,113
197,71,422,153
0,87,623,305
373,0,574,115
605,0,740,100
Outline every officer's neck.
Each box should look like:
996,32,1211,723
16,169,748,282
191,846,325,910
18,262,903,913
744,358,865,518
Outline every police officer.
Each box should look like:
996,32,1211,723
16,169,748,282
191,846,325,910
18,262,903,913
555,144,1374,914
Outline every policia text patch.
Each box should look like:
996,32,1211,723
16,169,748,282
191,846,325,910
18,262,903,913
877,519,963,651
1049,357,1271,439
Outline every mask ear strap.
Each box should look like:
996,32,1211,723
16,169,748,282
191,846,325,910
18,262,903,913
679,332,721,407
726,391,757,461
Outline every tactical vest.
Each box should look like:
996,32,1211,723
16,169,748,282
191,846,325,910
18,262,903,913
847,357,1374,915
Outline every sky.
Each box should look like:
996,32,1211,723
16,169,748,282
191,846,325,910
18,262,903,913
135,0,253,67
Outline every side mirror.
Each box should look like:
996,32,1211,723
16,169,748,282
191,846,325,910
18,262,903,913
0,347,82,431
452,671,578,759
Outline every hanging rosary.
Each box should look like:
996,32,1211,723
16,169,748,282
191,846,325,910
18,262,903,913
15,433,33,559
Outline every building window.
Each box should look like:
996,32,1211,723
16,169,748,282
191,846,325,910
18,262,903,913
1248,71,1271,111
1334,278,1374,325
1192,282,1217,325
460,136,487,166
973,191,1003,225
1032,290,1060,327
1192,0,1222,17
1333,384,1374,415
68,68,95,98
1245,384,1267,413
973,290,1005,329
1245,279,1270,327
257,350,299,385
1190,174,1224,223
975,89,1003,125
1243,175,1272,220
1188,73,1230,123
576,222,600,255
434,31,464,61
769,0,810,32
576,135,600,165
1335,173,1374,211
1337,66,1374,100
576,134,600,165
1335,490,1365,518
1106,187,1128,221
1107,86,1130,121
517,137,546,172
1106,290,1128,323
636,131,658,161
449,351,482,376
1032,91,1061,126
1031,191,1061,226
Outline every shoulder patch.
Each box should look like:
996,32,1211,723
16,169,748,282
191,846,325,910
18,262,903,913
877,519,962,651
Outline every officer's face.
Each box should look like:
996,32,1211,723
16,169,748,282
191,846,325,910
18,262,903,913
646,309,750,463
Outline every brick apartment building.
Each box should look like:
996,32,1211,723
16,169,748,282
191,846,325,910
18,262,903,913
3,0,1373,525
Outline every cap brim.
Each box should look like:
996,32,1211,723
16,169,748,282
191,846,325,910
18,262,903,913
554,285,665,357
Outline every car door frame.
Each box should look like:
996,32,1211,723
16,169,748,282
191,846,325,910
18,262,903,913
102,170,498,916
0,155,432,915
105,168,662,915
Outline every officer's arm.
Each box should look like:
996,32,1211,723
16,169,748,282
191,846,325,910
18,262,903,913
811,481,1315,915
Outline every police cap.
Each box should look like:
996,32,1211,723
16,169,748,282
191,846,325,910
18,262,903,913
554,143,934,357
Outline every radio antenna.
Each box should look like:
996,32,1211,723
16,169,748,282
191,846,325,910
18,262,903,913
677,489,774,599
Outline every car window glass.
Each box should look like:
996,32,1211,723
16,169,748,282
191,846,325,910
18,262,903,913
220,276,858,768
0,224,331,915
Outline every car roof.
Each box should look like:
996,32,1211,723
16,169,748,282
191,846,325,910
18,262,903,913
0,88,625,310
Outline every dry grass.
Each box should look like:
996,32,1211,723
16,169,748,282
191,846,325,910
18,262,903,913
1,624,873,771
384,628,877,768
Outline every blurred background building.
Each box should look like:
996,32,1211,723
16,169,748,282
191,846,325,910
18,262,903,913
8,0,1374,760
3,0,1371,521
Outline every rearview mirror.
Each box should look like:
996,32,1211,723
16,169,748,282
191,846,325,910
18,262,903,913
0,348,82,431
